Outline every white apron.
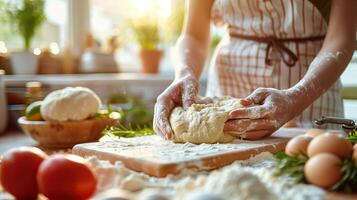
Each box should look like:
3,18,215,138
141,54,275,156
206,0,344,128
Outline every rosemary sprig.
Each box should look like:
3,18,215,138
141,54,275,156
103,124,155,138
274,152,308,183
274,152,357,193
347,130,357,143
331,157,357,192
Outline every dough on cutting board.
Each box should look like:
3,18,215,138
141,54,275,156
170,97,244,144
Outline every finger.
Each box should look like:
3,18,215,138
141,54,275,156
244,88,269,104
239,99,253,107
153,114,169,139
182,79,198,109
223,119,251,132
153,99,175,140
153,110,167,139
229,105,274,119
154,110,173,140
244,130,272,140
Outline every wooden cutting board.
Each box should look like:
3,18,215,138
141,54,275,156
73,128,305,177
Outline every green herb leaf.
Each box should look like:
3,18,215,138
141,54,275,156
274,152,308,183
103,124,155,138
331,157,357,192
108,94,153,128
347,130,357,143
274,152,357,193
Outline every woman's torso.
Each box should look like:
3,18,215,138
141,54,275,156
206,0,343,128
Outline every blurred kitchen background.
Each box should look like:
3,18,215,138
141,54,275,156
0,0,356,134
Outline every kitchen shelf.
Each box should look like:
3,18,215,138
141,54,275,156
3,73,176,86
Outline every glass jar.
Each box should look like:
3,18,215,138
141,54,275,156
25,81,44,106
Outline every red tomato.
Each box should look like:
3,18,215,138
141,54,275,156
37,154,96,200
0,147,47,200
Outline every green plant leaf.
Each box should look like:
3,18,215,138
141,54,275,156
128,17,161,50
274,152,308,183
103,124,155,138
274,152,357,193
331,157,357,192
108,94,153,128
347,130,357,143
6,0,46,51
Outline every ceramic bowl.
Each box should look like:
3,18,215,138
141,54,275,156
18,116,118,148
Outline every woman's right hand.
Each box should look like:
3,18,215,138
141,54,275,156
153,70,199,140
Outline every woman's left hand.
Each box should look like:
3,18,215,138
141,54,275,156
223,88,298,140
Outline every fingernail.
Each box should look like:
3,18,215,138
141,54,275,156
165,133,172,140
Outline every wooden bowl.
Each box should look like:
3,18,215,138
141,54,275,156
18,116,118,148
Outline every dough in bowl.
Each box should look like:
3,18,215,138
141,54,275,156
169,97,243,144
41,87,101,121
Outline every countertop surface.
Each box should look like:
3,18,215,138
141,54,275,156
0,130,37,154
1,130,357,200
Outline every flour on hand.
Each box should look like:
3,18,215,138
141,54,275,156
169,97,244,144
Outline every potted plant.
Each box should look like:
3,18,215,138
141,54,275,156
6,0,46,74
129,18,162,74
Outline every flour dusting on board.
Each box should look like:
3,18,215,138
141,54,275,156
88,152,325,200
91,135,285,163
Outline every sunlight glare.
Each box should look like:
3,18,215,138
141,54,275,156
49,42,60,55
0,41,7,54
33,48,42,56
130,0,171,18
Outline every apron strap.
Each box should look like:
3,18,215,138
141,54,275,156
229,32,325,67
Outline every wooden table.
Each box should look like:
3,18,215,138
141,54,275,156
1,130,357,200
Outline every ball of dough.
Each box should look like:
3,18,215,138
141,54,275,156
41,87,101,121
170,97,242,144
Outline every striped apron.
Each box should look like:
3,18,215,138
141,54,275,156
206,0,344,128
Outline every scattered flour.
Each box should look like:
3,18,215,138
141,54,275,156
87,152,325,200
96,135,284,164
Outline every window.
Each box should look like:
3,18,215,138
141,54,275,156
89,0,182,73
0,0,66,52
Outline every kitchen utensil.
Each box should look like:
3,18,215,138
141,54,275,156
73,128,305,177
0,69,7,134
18,116,118,148
314,116,356,133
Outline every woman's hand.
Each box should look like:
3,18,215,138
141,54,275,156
153,70,199,140
224,88,298,140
